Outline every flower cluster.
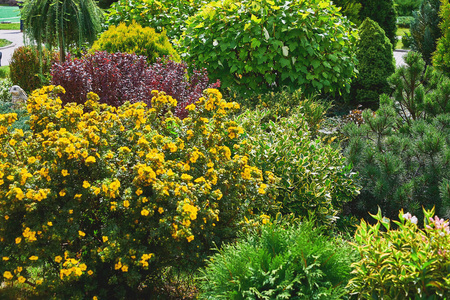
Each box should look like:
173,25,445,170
0,85,276,297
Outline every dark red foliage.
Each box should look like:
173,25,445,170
51,51,219,118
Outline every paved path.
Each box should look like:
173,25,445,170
394,49,409,67
0,30,24,66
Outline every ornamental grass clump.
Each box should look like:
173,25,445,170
349,207,450,299
0,86,277,299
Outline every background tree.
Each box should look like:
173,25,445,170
432,0,450,75
394,0,422,16
332,0,363,25
359,0,398,47
21,0,103,62
351,18,395,105
410,0,441,65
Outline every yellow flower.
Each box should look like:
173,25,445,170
55,256,63,263
15,237,21,244
158,207,164,214
123,200,130,208
2,256,9,261
85,156,96,164
185,104,196,111
78,231,86,237
61,169,69,177
18,276,26,283
93,296,98,300
186,235,194,243
29,256,39,261
59,190,66,197
102,236,108,243
135,188,143,196
36,279,43,285
3,271,13,280
258,183,267,195
121,265,128,272
83,181,91,188
27,156,37,164
88,270,93,276
4,215,9,220
47,221,53,226
141,209,150,216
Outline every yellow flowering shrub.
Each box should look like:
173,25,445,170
0,86,277,298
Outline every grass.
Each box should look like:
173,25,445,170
395,27,411,50
0,6,20,23
0,66,10,78
0,23,20,30
0,38,12,47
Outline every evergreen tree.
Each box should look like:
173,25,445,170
351,18,396,105
359,0,398,47
433,0,450,75
410,0,441,65
21,0,103,62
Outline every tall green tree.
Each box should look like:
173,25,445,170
21,0,103,62
359,0,397,47
410,0,441,65
433,0,450,75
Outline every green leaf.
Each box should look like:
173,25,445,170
251,38,261,49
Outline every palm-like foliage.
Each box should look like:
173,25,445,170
21,0,103,62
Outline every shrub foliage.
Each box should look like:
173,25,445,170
349,207,450,298
432,0,450,75
351,18,395,105
91,21,180,64
51,51,219,119
359,0,397,47
0,86,277,298
199,219,357,299
182,0,358,96
9,46,59,93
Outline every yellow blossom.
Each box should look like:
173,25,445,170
55,256,63,263
102,236,108,243
158,207,164,214
18,276,26,283
79,231,86,237
141,209,150,216
85,156,96,164
83,181,91,188
3,271,13,280
29,256,39,261
123,200,130,208
61,169,69,177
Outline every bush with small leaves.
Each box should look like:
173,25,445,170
182,0,358,97
9,46,59,93
51,51,219,119
199,218,357,299
0,86,277,299
349,207,450,299
432,0,450,75
91,21,180,64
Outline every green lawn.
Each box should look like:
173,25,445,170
397,27,410,37
0,23,20,30
0,38,11,47
0,6,20,23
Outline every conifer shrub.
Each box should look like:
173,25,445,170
351,18,396,105
236,101,360,226
90,21,180,64
182,0,358,97
359,0,398,47
410,0,441,65
432,0,450,75
0,86,277,299
199,219,357,299
9,46,59,93
343,51,450,221
349,207,450,299
51,51,219,119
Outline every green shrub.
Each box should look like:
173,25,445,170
349,207,450,299
91,21,180,63
9,46,59,94
396,16,414,27
360,0,397,47
0,78,12,103
182,0,358,97
432,0,450,75
343,52,450,221
0,66,10,79
0,86,278,299
236,101,360,226
410,0,441,65
199,218,357,299
333,0,363,25
401,31,413,48
105,0,206,42
351,18,395,105
394,0,422,16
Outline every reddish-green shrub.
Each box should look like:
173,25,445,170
10,46,59,93
51,51,219,118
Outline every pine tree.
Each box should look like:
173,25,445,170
351,18,396,105
21,0,103,62
359,0,397,47
410,0,441,65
